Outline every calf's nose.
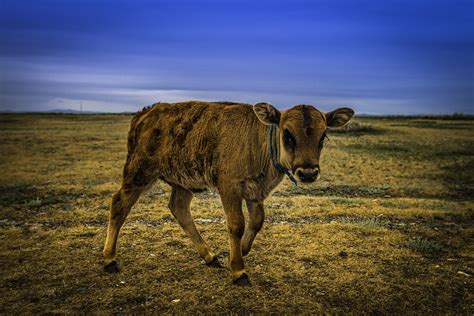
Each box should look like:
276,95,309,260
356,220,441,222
297,169,319,183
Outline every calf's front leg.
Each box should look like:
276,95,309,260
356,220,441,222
219,188,251,286
242,200,264,256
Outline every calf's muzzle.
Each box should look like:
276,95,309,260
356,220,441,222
295,166,320,183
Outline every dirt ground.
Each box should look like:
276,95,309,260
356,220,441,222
0,113,473,314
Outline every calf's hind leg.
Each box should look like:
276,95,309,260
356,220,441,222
103,183,144,272
168,185,220,267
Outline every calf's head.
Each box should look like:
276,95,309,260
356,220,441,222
253,103,354,184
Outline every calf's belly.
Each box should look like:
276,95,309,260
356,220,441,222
158,156,217,192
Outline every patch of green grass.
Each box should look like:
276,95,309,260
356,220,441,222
380,200,411,209
356,186,391,197
83,178,106,186
330,197,363,206
353,218,390,228
24,197,43,208
404,237,443,254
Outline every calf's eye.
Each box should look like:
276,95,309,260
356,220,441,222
283,128,296,149
319,132,328,149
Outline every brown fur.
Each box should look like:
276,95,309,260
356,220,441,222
103,100,354,284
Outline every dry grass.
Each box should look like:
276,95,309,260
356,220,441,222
0,114,473,314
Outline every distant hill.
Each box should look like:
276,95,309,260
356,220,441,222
0,109,135,115
48,109,104,114
47,109,136,115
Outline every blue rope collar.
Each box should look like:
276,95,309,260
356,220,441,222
269,124,298,186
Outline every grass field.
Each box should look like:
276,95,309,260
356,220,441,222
0,113,473,314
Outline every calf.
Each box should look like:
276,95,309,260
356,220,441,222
103,101,354,285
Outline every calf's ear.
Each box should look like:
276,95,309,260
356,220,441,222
325,107,354,128
253,102,281,125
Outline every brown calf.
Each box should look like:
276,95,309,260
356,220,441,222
103,101,354,285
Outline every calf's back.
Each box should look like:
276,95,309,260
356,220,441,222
125,101,281,199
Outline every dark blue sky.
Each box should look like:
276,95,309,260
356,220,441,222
1,0,473,114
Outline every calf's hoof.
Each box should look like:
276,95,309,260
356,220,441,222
206,256,223,268
233,273,252,287
104,261,119,273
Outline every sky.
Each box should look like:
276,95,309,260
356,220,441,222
0,0,473,114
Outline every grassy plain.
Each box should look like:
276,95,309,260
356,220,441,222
0,113,473,313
